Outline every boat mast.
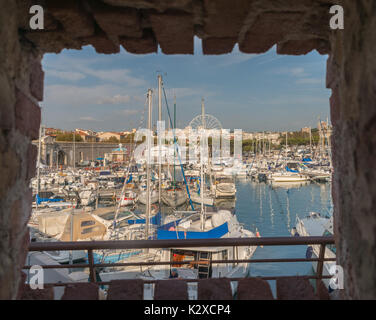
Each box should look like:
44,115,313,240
285,131,288,158
173,95,176,189
200,98,205,231
158,75,162,205
73,129,75,169
36,125,43,197
145,89,153,241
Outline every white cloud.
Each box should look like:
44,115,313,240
275,67,307,77
122,109,139,116
77,116,102,122
47,69,86,81
296,78,323,85
97,94,132,105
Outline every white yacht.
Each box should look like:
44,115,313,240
99,209,257,299
291,212,336,290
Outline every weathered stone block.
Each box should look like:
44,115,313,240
82,33,120,54
240,12,304,54
46,0,95,37
107,279,144,300
154,280,188,300
237,278,274,300
202,38,236,55
91,1,142,38
197,278,233,300
276,277,318,300
277,39,325,55
203,0,252,38
61,283,99,300
29,59,44,101
149,12,193,54
120,29,158,54
14,89,41,140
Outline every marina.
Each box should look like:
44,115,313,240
28,79,333,298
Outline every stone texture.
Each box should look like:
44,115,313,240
61,283,99,300
18,0,335,55
237,278,274,300
202,0,252,38
240,12,305,54
277,39,329,55
202,38,236,55
29,59,44,101
149,12,194,54
91,1,143,38
18,285,54,300
46,0,95,37
154,280,188,300
81,33,120,54
120,29,158,54
316,280,330,300
14,89,41,140
328,0,376,300
107,279,144,300
198,278,233,300
276,277,318,300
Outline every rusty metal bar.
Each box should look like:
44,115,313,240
22,257,337,270
28,236,334,251
87,249,96,283
316,243,326,288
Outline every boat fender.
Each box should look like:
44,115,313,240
306,246,313,259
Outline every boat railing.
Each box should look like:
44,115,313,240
25,236,335,288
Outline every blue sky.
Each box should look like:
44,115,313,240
42,37,331,132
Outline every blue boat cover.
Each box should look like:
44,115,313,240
156,222,229,240
127,211,162,226
302,158,312,162
35,194,64,205
285,166,299,173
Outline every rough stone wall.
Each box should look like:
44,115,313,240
20,0,335,56
0,0,43,299
328,0,376,299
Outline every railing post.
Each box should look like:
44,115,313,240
316,243,325,289
88,249,96,283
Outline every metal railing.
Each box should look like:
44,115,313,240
24,236,336,288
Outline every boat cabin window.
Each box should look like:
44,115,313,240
81,226,100,234
81,220,96,227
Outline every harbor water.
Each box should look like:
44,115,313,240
229,178,332,294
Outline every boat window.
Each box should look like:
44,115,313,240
81,220,95,227
328,244,337,254
81,226,100,234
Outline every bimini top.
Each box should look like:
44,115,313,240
156,222,229,240
127,211,162,226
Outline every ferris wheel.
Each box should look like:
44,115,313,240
188,114,223,131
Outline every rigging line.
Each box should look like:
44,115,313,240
100,94,148,261
162,84,195,210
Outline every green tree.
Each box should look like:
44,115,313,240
105,136,120,143
56,133,83,142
